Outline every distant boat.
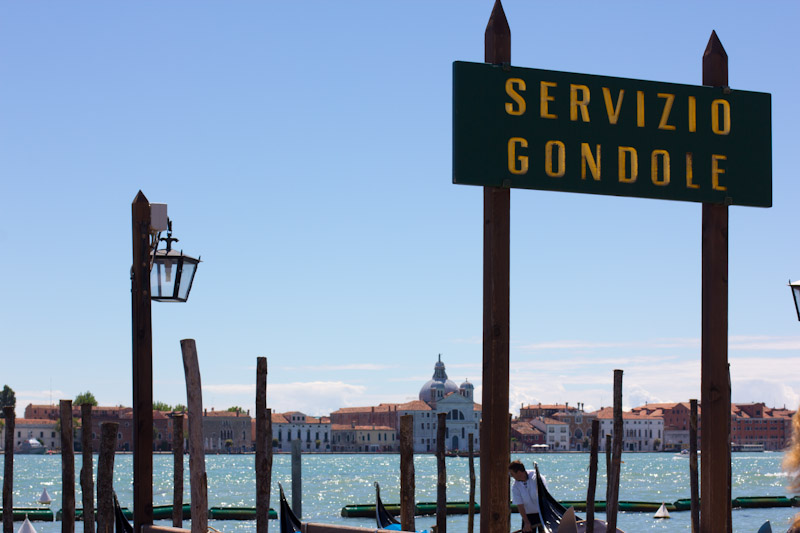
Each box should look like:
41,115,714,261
654,502,670,519
19,439,46,455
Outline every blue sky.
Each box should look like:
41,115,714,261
2,1,799,418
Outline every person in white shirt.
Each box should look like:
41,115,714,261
509,460,545,533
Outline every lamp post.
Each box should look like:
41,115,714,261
131,191,199,533
790,280,800,321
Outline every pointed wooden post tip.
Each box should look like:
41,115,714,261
704,30,727,59
485,0,510,64
486,0,510,38
133,190,149,204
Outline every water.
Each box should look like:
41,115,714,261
2,452,796,532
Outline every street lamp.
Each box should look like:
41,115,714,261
151,220,201,303
131,192,200,533
789,280,800,321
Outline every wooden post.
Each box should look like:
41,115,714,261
291,439,302,519
481,3,511,533
436,412,447,533
399,414,415,532
606,370,623,532
180,339,208,533
96,422,119,533
171,413,184,528
80,404,95,533
604,434,612,507
256,357,269,533
131,191,154,533
700,30,731,533
690,398,700,532
586,419,599,533
2,406,14,533
266,408,273,515
61,399,76,533
467,433,475,533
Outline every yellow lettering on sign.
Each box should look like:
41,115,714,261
657,93,676,131
545,140,565,177
540,81,558,119
508,137,529,175
688,96,697,133
637,91,645,127
712,99,731,135
686,153,698,189
581,143,601,181
619,146,638,183
570,84,591,122
602,87,624,125
651,150,670,186
505,78,526,116
712,154,727,190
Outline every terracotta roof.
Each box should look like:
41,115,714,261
396,400,432,411
331,424,394,431
593,407,662,420
203,410,250,418
15,419,56,425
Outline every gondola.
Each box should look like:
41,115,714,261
534,463,568,532
114,491,133,533
374,483,429,533
375,482,401,530
279,483,303,533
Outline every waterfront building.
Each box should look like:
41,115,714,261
594,407,664,451
632,402,695,452
731,403,794,451
329,355,482,453
9,419,59,452
331,424,396,452
510,419,546,451
269,411,331,452
202,408,251,453
519,402,582,420
531,417,570,450
553,407,598,451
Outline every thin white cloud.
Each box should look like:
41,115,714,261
280,364,396,372
520,335,800,352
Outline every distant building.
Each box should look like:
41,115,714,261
329,355,482,453
594,407,664,451
531,417,570,450
632,402,694,451
731,403,794,451
553,407,597,451
202,408,252,453
269,411,331,452
510,419,545,451
520,403,582,420
10,419,59,451
331,424,396,452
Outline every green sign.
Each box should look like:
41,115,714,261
453,61,772,207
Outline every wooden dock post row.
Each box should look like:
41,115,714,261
81,404,95,533
97,422,119,533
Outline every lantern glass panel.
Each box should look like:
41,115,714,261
177,258,199,301
151,255,181,300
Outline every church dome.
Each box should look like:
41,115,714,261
460,379,474,390
419,354,459,402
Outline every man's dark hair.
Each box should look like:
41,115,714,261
509,460,526,473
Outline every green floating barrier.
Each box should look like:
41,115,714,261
734,496,794,509
208,507,277,520
341,502,479,518
0,508,55,522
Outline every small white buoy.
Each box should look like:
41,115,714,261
38,488,52,505
654,502,671,519
17,516,37,533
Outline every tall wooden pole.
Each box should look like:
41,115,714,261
2,407,14,533
291,439,302,519
256,357,270,533
399,414,416,532
481,3,511,533
61,400,75,533
171,413,184,528
689,399,700,533
80,404,95,533
700,30,731,533
181,339,208,533
131,191,153,533
467,433,475,533
606,369,623,532
585,419,599,533
96,422,118,533
436,412,447,533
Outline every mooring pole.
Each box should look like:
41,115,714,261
481,3,511,533
436,412,447,533
171,413,184,528
700,30,731,533
690,398,700,532
131,191,154,533
256,357,269,533
61,400,75,533
80,404,95,533
2,406,14,533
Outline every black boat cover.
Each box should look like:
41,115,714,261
113,491,133,533
375,482,401,530
534,463,570,533
279,483,303,533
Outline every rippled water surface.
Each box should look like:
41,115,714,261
2,452,796,532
